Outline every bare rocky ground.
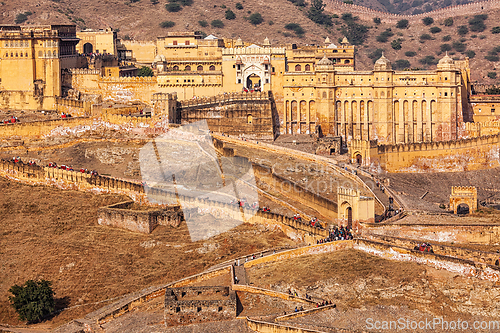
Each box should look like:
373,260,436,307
0,176,295,329
247,249,500,332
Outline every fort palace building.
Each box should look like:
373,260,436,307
1,26,498,146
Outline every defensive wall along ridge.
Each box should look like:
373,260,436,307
349,133,500,172
323,0,499,24
55,238,500,333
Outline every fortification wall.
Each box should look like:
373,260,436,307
69,71,158,104
353,134,500,172
360,222,500,245
253,163,338,220
55,97,92,117
0,117,93,139
323,0,498,24
121,40,157,63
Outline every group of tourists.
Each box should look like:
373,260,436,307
315,226,353,244
414,242,434,253
3,116,19,124
60,112,72,119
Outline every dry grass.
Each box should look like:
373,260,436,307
0,176,294,328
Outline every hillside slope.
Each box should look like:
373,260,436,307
1,0,500,83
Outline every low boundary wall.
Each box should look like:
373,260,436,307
275,304,337,322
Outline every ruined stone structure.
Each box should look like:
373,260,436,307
450,186,478,214
315,136,343,155
164,286,236,327
337,187,375,229
97,200,182,233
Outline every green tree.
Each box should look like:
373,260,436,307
396,19,409,29
430,26,441,34
468,15,487,32
452,41,466,52
444,17,454,26
198,20,208,27
442,35,452,41
225,9,236,20
284,23,305,36
422,16,434,25
373,17,381,24
248,13,263,25
492,26,500,34
394,59,411,70
419,55,437,65
341,21,369,45
464,50,475,58
15,13,29,24
440,43,452,52
165,2,182,12
457,25,468,35
391,38,402,50
308,0,332,26
405,51,416,57
138,66,154,76
235,2,243,9
160,21,175,28
9,280,55,323
376,29,394,43
420,33,432,41
368,48,384,63
487,72,497,79
211,19,224,28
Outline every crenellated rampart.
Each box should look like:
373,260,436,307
323,0,498,24
0,117,93,139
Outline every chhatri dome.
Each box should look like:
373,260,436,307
317,53,333,66
374,53,392,71
437,52,455,69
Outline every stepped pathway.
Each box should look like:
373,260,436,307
234,265,248,285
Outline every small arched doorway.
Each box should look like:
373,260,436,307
247,114,253,124
83,42,93,54
246,74,261,89
356,154,362,166
457,203,470,215
346,207,353,229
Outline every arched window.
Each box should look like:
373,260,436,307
173,65,179,71
53,50,57,57
15,53,18,57
4,42,8,47
25,52,28,57
305,64,310,71
345,59,350,64
185,65,191,71
15,41,18,47
209,65,215,70
5,53,8,57
38,50,42,57
20,53,23,57
10,52,13,57
25,41,29,47
295,64,301,71
197,65,203,71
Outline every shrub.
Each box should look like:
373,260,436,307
396,19,409,29
198,20,208,27
177,0,193,5
15,13,29,24
485,55,499,62
405,51,417,57
341,21,369,45
457,25,468,35
225,9,235,20
235,2,243,9
444,17,454,26
391,38,402,50
420,33,432,40
430,26,441,34
452,41,466,52
9,280,55,323
123,34,131,40
288,0,306,6
468,14,487,32
151,0,159,4
248,13,263,25
492,26,500,34
341,13,354,21
284,23,305,36
368,48,384,63
220,4,226,8
471,34,477,38
373,17,381,24
440,43,452,52
464,50,475,58
419,55,437,65
165,2,182,12
376,29,394,43
486,87,500,94
160,21,175,28
487,72,497,79
394,59,411,70
479,35,487,39
138,66,154,76
211,19,224,28
308,0,332,26
422,16,434,25
268,20,274,25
